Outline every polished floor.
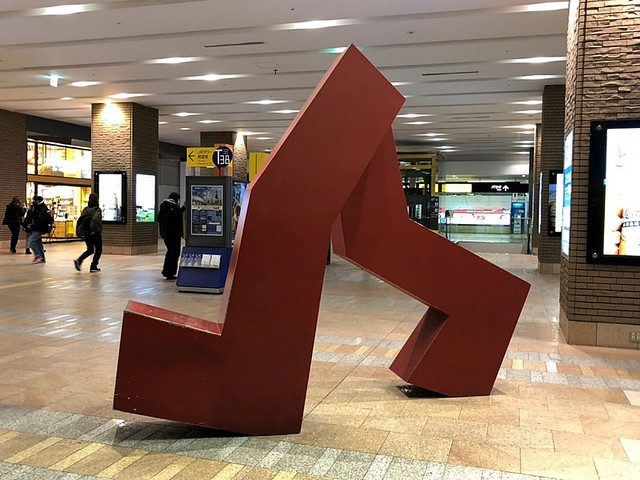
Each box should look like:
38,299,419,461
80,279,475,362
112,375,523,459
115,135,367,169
0,241,639,480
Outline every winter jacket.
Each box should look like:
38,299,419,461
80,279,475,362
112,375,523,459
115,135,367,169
157,198,184,239
2,201,25,226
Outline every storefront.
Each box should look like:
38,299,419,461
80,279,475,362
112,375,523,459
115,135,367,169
26,140,92,240
437,182,529,239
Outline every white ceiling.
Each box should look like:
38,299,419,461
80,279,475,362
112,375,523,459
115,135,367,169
0,0,569,177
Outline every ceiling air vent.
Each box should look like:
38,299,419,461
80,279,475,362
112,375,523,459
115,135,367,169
204,41,265,48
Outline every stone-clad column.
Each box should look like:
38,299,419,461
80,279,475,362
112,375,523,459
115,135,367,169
530,123,542,254
538,85,565,274
91,102,159,255
200,131,248,181
0,109,27,250
560,0,640,348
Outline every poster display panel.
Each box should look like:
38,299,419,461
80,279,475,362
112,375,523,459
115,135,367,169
95,171,126,223
135,174,156,222
190,185,224,236
587,120,640,265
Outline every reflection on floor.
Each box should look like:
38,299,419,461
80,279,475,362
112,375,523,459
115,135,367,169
0,243,639,480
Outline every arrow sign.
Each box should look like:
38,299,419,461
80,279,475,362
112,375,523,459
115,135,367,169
186,147,216,167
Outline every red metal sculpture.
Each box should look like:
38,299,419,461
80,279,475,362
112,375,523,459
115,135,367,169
114,45,529,435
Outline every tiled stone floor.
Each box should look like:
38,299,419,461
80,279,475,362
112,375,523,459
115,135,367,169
0,242,639,479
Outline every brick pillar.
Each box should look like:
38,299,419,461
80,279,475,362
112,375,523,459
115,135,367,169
560,0,640,348
530,123,542,253
538,85,565,274
91,103,159,255
200,131,248,181
0,110,27,250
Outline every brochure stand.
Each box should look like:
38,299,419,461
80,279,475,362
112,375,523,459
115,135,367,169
176,246,232,293
176,176,241,294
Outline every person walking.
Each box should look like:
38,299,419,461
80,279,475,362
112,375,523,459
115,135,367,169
157,192,185,280
2,196,25,254
73,193,103,272
23,195,51,263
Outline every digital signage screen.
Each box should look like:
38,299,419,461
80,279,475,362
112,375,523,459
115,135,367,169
135,174,156,222
548,170,563,236
587,120,640,265
561,130,573,256
94,171,126,223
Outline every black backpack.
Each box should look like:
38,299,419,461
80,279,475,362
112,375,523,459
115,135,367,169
75,213,92,238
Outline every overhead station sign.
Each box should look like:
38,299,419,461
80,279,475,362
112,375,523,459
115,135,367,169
187,145,234,168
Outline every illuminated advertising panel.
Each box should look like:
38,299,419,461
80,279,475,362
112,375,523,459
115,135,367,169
587,120,640,265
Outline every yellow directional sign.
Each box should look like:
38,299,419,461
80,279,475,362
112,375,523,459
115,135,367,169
186,147,216,167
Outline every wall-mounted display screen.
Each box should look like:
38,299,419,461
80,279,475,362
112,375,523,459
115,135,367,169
135,174,156,222
95,171,126,223
561,130,573,256
548,170,563,236
190,184,223,236
587,120,640,265
231,181,246,240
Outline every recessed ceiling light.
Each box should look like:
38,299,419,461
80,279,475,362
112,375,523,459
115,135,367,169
501,56,565,64
239,131,267,136
179,127,191,131
182,73,247,81
147,57,205,64
281,19,352,30
109,93,148,99
513,74,563,80
515,110,542,114
69,81,101,87
159,121,168,125
501,125,537,129
320,47,348,54
246,100,287,105
391,82,411,87
405,121,432,125
256,137,273,140
49,74,59,87
59,97,73,101
519,2,569,12
173,112,199,117
198,120,221,124
415,133,445,137
397,113,431,119
511,100,543,105
41,5,87,15
271,109,299,114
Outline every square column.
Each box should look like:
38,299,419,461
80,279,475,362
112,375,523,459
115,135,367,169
0,109,27,250
561,0,640,348
91,103,159,255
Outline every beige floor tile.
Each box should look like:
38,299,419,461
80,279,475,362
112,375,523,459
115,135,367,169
64,445,137,476
361,411,427,435
620,437,640,463
458,404,520,426
593,456,640,479
520,409,584,434
448,439,520,474
312,424,388,454
521,448,599,480
19,437,87,468
378,431,451,462
580,418,640,440
422,417,488,443
486,424,554,449
552,430,627,461
0,432,48,461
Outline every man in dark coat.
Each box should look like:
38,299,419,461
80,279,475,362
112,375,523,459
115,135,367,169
157,192,185,280
2,196,25,254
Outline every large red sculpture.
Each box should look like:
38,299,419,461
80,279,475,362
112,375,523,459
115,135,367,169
114,45,529,435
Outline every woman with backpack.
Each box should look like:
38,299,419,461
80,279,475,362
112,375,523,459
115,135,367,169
73,193,103,272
